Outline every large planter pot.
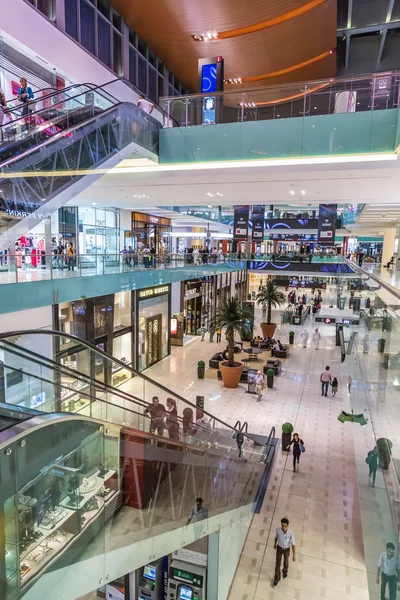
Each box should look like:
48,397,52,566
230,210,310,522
219,361,244,389
260,323,277,338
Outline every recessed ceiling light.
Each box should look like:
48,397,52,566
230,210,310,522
92,202,97,205
289,190,295,196
301,190,306,195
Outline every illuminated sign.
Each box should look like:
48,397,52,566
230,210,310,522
138,285,169,299
171,318,178,335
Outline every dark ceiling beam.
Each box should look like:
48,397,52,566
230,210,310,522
377,29,388,63
386,0,396,22
338,19,400,35
347,0,353,29
345,35,351,68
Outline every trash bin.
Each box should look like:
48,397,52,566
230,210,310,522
378,339,386,353
289,332,295,345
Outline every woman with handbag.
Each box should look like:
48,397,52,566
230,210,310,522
286,433,305,472
18,78,34,116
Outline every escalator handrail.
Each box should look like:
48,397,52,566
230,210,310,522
0,97,159,172
5,86,57,107
1,82,118,130
0,329,260,446
0,341,223,442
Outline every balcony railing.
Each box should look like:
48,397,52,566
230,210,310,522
160,71,400,127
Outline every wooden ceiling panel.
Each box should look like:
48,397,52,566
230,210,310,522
110,0,337,92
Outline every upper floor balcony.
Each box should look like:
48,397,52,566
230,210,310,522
159,72,400,164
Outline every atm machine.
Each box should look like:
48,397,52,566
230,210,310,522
167,559,207,600
137,561,163,600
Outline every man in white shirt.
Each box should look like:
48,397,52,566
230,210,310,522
255,371,264,402
273,518,296,586
377,542,399,600
137,95,154,115
186,497,208,525
320,365,332,397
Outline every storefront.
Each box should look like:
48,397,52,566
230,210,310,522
248,272,269,298
182,280,203,335
54,292,134,414
125,212,172,254
77,207,120,266
136,285,171,372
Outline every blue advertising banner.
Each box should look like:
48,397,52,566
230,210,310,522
252,205,264,242
233,205,249,240
318,204,337,246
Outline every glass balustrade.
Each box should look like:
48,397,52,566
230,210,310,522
0,329,275,600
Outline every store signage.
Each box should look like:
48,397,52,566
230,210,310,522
171,318,178,335
233,205,249,240
265,218,318,230
252,205,264,242
373,74,391,98
269,233,318,242
149,216,159,223
139,285,169,299
318,204,337,247
172,548,208,567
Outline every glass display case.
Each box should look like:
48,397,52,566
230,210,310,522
4,425,120,594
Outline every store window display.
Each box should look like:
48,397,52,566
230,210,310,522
4,421,119,596
137,287,170,372
78,207,119,266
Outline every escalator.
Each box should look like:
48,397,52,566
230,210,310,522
0,81,162,237
0,330,278,600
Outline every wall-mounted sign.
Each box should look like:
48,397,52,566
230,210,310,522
233,206,249,240
138,285,169,299
318,204,337,247
252,205,264,242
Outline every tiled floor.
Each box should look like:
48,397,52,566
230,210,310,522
127,286,398,600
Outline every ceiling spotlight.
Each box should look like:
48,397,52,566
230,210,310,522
289,190,295,196
92,202,97,205
301,190,306,195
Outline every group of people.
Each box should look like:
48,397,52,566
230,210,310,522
143,396,212,443
200,323,222,342
185,247,220,265
120,245,156,268
52,240,76,271
0,77,34,130
300,327,322,350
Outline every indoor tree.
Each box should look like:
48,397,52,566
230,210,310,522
256,280,286,324
211,297,253,366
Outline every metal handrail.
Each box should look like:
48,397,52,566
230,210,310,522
0,329,260,447
160,70,400,102
344,259,400,301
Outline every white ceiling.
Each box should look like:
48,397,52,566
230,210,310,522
68,153,400,234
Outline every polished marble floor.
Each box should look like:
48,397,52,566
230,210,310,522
72,283,400,600
131,289,397,600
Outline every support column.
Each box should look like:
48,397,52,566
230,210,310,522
382,229,396,266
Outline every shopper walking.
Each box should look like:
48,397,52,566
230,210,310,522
367,446,379,488
200,323,207,341
376,542,399,600
209,324,215,342
300,329,309,348
363,334,370,354
255,370,265,402
331,376,338,397
67,242,75,271
186,497,208,525
320,366,332,397
273,518,296,587
216,326,222,343
312,328,321,350
57,241,64,271
286,433,304,472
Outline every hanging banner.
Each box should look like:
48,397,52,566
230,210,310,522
233,205,249,240
318,204,337,246
252,205,264,242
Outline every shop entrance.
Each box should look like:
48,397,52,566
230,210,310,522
147,315,162,367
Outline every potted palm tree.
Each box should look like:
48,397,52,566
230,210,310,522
256,280,286,338
211,297,253,389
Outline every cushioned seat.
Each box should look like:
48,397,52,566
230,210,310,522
264,359,282,376
271,346,289,359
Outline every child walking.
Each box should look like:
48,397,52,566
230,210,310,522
331,376,338,397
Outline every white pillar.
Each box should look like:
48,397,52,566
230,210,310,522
382,229,396,266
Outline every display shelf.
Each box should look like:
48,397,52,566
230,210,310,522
61,396,91,414
60,381,90,403
59,470,116,510
20,529,74,584
20,508,75,560
112,368,131,388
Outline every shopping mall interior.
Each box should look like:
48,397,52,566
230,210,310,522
1,1,400,599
